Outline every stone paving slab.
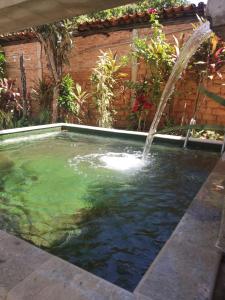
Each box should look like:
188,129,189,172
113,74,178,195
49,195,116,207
213,255,225,299
0,230,50,294
0,231,135,300
134,156,225,300
6,257,134,300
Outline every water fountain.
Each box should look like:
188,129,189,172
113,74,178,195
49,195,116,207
142,21,212,160
142,0,225,159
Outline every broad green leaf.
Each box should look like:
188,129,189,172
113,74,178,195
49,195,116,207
199,86,225,107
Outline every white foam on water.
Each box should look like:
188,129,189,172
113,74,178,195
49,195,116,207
100,153,144,171
69,152,146,173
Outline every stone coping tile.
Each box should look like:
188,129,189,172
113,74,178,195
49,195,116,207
6,256,134,300
134,155,225,300
0,230,50,293
0,123,223,148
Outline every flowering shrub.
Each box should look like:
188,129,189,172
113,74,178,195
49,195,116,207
132,94,152,112
0,79,23,128
147,8,157,14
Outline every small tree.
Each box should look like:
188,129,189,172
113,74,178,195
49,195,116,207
91,50,126,128
0,79,23,128
128,13,175,130
132,13,175,106
33,20,73,122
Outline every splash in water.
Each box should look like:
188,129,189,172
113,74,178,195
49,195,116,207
69,152,146,172
100,152,145,171
142,21,212,160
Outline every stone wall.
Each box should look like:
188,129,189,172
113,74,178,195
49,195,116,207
3,21,225,130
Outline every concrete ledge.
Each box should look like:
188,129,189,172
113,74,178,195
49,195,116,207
0,123,222,151
62,123,224,151
0,124,63,137
134,155,225,300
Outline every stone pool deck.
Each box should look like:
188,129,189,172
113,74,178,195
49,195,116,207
0,124,225,300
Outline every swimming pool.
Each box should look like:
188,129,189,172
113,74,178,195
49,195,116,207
0,128,218,291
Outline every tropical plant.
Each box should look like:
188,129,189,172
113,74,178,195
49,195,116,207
0,52,6,79
0,110,13,129
175,21,225,137
91,50,127,128
58,74,76,115
33,19,73,122
132,13,175,106
126,13,175,130
30,78,53,124
58,74,89,122
0,79,23,128
73,82,90,123
126,79,153,130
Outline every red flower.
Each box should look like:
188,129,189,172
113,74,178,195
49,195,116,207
147,8,157,14
143,102,152,110
132,99,140,112
214,47,225,59
132,94,152,112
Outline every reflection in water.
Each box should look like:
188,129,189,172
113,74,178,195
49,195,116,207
0,132,218,290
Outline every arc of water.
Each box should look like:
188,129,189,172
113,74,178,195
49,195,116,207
142,21,212,160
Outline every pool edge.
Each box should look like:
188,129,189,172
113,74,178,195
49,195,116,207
0,123,223,152
0,123,224,299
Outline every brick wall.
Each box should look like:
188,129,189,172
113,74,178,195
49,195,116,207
3,22,225,130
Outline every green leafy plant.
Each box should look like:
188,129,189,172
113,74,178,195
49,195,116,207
132,14,175,106
58,74,89,122
0,52,6,79
73,82,90,123
91,50,127,128
30,78,53,124
0,79,23,129
199,86,225,107
0,110,13,129
58,74,76,115
126,13,176,131
33,20,73,122
126,79,153,130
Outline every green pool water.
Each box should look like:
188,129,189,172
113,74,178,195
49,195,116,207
0,131,218,291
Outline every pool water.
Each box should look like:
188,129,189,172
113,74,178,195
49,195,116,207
0,131,218,291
